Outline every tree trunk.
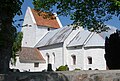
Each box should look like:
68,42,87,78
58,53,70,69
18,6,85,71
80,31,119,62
0,48,12,73
0,0,22,74
0,17,14,74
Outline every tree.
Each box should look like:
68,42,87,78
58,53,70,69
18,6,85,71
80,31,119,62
105,30,120,69
0,0,24,73
33,0,120,33
11,32,23,65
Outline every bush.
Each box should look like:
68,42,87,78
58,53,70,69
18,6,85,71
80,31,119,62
105,30,120,69
56,65,69,71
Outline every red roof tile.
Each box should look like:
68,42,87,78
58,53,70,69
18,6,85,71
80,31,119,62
31,9,60,28
19,47,45,63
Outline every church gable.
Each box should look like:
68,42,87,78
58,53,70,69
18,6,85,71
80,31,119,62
84,33,105,48
22,7,36,27
67,30,91,47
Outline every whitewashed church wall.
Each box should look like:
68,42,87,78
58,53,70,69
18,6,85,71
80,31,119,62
39,46,63,71
22,7,37,47
67,48,85,70
35,26,50,44
22,26,36,47
63,28,82,66
10,57,46,72
83,48,106,70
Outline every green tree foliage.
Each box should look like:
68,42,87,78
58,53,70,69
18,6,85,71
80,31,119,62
0,0,24,73
11,32,23,65
33,0,120,32
105,30,120,69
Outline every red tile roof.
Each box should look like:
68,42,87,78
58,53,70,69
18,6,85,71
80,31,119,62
31,9,60,28
19,47,45,63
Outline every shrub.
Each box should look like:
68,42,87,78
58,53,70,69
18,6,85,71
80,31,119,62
56,65,69,71
105,30,120,69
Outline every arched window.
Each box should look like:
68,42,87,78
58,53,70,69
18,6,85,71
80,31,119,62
53,52,55,64
88,56,92,64
46,53,50,64
71,55,76,65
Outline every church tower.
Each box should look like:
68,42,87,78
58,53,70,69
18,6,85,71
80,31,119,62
21,7,62,47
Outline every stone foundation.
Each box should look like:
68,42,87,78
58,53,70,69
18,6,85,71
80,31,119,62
1,70,120,81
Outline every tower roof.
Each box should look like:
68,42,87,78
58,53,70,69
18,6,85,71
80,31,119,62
31,9,60,28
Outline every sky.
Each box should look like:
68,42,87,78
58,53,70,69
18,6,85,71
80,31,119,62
14,0,120,31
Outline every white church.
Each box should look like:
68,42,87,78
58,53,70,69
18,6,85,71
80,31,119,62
10,7,117,72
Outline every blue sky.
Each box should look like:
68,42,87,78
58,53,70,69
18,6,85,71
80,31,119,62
14,0,120,31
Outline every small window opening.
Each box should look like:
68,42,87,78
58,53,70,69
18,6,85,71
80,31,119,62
71,55,76,65
29,25,32,27
88,57,92,64
34,63,39,67
88,68,92,70
48,28,50,31
46,53,50,64
53,52,55,64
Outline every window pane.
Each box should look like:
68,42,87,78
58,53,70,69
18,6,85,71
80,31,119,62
34,63,39,67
